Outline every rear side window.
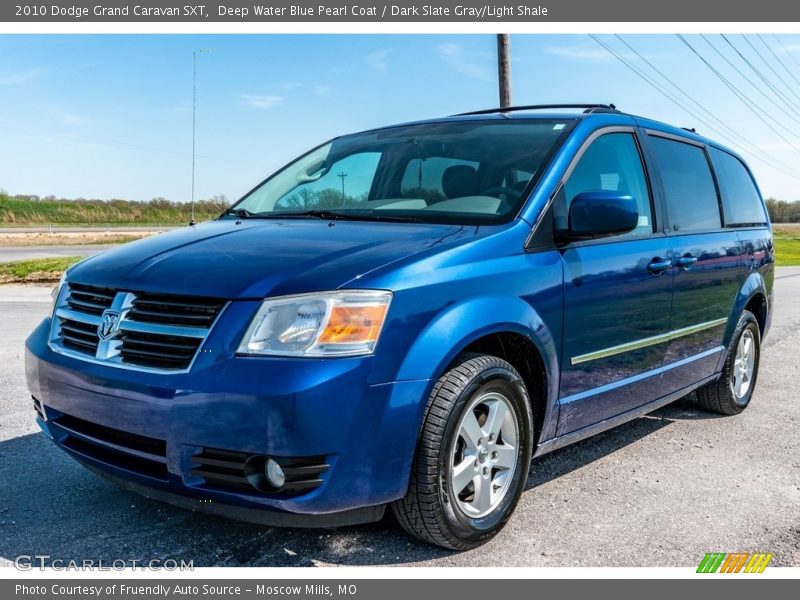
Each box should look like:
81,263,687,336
649,136,721,232
709,147,767,226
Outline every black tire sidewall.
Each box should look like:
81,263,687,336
436,366,533,545
728,316,761,409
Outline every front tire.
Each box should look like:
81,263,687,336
696,310,761,415
392,353,533,550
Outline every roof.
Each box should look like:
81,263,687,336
443,104,733,156
353,103,742,165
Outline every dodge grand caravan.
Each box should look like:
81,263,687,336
26,104,774,550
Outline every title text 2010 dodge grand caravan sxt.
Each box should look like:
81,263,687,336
26,105,774,549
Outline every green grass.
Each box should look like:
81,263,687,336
0,192,228,227
773,224,800,266
0,256,82,284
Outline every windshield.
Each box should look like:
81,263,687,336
229,119,576,225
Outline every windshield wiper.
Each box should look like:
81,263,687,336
222,207,264,219
273,210,425,223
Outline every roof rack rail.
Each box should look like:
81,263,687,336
681,127,697,133
454,103,617,117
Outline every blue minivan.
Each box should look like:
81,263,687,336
26,105,773,550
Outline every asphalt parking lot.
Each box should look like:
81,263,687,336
0,270,798,568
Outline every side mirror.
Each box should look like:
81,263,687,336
563,190,639,241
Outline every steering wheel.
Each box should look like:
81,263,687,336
479,186,522,202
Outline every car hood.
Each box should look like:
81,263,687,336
67,219,477,299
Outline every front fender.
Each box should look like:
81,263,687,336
395,295,561,444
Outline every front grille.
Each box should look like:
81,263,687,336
50,412,168,480
191,448,330,496
128,293,225,328
119,331,203,369
50,283,226,372
66,283,115,315
59,317,100,354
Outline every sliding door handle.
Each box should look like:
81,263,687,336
676,255,698,269
647,258,672,275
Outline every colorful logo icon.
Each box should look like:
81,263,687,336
697,552,773,573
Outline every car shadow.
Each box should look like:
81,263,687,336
526,394,721,489
0,395,718,567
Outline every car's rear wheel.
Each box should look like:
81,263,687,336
392,353,533,550
696,310,761,415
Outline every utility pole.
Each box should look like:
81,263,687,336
190,49,210,226
337,172,348,200
497,34,512,108
191,50,198,225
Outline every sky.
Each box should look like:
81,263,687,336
2,34,800,203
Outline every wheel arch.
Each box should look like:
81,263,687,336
395,295,561,448
716,273,769,372
727,272,769,346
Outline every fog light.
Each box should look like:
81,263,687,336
265,458,285,489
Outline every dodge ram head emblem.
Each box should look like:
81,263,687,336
98,310,121,341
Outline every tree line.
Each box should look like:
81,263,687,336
765,198,800,223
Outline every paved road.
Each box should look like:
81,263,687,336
0,245,115,262
0,271,798,568
0,227,175,234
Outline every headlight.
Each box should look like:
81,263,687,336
237,290,392,357
51,273,67,315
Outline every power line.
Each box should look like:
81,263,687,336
757,34,800,93
598,34,800,178
701,34,800,129
719,35,800,119
771,35,800,72
613,35,800,176
740,34,800,105
589,34,800,179
677,34,800,160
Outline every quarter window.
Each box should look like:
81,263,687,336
709,147,767,226
274,152,381,211
649,136,721,232
563,132,653,237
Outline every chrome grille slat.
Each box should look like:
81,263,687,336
55,307,102,326
66,297,110,314
118,320,208,339
50,283,226,373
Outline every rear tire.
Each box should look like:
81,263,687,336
696,310,760,416
392,353,533,550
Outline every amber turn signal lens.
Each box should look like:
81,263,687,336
318,305,388,344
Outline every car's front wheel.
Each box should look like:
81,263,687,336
392,353,533,550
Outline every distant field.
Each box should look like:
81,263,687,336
0,231,156,247
0,256,82,284
0,194,227,227
773,223,800,266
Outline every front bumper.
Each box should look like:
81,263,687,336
26,317,430,522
